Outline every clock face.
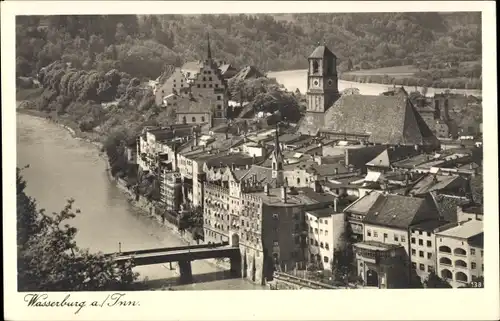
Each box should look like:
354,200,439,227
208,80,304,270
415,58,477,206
327,79,333,86
313,80,319,87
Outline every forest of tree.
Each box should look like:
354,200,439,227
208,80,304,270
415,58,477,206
16,13,482,81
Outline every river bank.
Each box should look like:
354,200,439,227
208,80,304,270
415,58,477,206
16,109,236,289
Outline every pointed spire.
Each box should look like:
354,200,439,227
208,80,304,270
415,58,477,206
206,32,212,61
274,123,282,157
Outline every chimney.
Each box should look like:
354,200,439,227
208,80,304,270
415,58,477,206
314,180,322,193
281,186,287,203
225,131,229,139
414,144,419,152
333,198,338,212
334,168,339,175
246,164,250,169
405,173,409,185
469,163,473,170
231,163,236,170
219,162,223,169
252,155,256,164
264,183,270,195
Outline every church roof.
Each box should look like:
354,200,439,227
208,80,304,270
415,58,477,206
175,96,214,114
299,93,439,146
308,45,336,59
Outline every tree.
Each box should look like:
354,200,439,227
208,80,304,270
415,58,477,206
17,167,139,291
424,272,452,288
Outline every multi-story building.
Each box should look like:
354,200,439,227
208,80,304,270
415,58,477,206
409,220,450,283
159,169,182,212
435,218,484,288
305,197,348,270
343,191,383,242
354,194,441,288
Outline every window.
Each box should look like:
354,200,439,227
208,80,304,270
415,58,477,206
470,248,476,255
411,249,416,256
419,251,424,258
319,219,322,224
419,264,425,271
217,95,221,100
209,77,212,81
325,243,329,250
411,237,416,244
427,232,431,237
209,84,213,88
418,239,423,246
192,117,196,122
374,231,378,237
310,237,314,244
383,233,388,239
203,77,206,81
217,105,222,110
481,250,483,257
471,262,476,269
215,84,219,88
272,213,279,220
315,240,318,246
411,262,417,269
173,84,176,87
428,265,434,273
197,84,200,88
309,227,313,233
427,240,432,247
367,230,372,237
419,231,423,235
314,228,318,234
482,264,484,271
319,229,323,235
394,234,399,242
320,242,324,248
201,116,205,122
325,230,328,236
324,256,329,263
427,253,432,259
297,178,301,185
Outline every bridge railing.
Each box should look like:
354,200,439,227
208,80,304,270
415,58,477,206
106,241,229,258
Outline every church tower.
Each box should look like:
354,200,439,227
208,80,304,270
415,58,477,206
306,43,339,113
271,125,284,187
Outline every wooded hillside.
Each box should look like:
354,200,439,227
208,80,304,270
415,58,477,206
16,13,482,81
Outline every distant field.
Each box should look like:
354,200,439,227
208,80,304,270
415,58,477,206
343,65,418,78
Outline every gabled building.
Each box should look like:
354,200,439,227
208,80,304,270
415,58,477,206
297,44,439,149
354,194,441,288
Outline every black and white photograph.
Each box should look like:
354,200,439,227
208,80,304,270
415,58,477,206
3,1,498,320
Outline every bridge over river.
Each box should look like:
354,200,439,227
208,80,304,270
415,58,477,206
105,242,241,284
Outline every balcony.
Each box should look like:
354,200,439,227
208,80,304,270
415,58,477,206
354,241,402,264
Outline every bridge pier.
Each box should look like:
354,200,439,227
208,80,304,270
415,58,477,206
178,260,193,284
229,254,242,278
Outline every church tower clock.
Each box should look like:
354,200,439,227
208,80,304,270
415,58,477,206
306,43,339,113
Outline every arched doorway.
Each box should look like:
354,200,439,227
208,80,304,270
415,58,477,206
231,233,239,247
366,269,379,287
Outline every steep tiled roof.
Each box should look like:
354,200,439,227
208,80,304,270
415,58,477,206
367,146,421,168
175,96,213,114
469,175,483,205
308,45,336,59
411,219,450,232
345,191,383,215
363,194,436,229
431,193,470,222
305,163,349,177
240,165,276,187
231,66,264,81
322,95,437,145
409,174,468,196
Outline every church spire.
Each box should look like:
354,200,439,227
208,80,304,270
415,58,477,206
274,124,282,158
206,32,212,61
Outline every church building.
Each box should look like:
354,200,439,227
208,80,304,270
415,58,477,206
298,44,440,150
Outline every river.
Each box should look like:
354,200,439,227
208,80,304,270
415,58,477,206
267,69,483,96
16,113,264,290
